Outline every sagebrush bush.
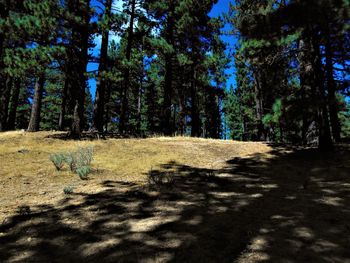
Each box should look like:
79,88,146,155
76,146,94,167
49,153,65,171
63,186,74,194
49,146,94,180
76,165,91,180
148,168,174,188
64,152,77,172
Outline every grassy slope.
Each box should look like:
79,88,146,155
0,131,271,220
1,131,350,263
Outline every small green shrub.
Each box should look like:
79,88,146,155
49,153,65,171
76,146,94,167
64,152,77,172
49,146,94,180
148,168,174,188
76,165,91,180
63,186,74,194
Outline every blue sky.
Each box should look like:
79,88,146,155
209,0,237,90
88,0,236,98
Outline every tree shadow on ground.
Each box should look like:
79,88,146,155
46,132,145,141
1,146,350,262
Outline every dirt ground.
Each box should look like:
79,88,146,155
1,131,350,262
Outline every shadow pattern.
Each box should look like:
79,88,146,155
1,146,350,262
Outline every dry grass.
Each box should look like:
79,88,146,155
1,131,349,263
0,131,271,221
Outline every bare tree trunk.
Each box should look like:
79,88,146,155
93,0,112,132
190,65,200,137
312,31,333,150
137,76,142,135
299,38,308,144
162,5,174,136
178,85,185,136
104,80,111,132
69,0,90,137
7,79,21,130
0,77,12,131
58,79,68,130
120,0,136,134
253,70,265,141
0,2,9,131
299,29,333,150
27,74,45,132
71,100,81,138
325,30,341,142
163,55,173,136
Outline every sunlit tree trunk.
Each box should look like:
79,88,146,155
93,0,112,132
27,74,45,132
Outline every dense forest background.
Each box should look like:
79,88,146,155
0,0,349,150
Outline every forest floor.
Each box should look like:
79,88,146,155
0,131,350,262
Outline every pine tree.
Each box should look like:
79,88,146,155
93,0,113,132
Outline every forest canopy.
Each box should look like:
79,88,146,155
0,0,349,150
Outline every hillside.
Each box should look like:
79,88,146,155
1,132,350,262
0,131,271,221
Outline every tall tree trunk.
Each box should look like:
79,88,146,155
299,29,333,150
69,0,90,137
298,38,313,145
146,83,156,133
71,100,81,138
312,31,333,150
7,79,21,130
120,0,136,134
163,55,173,136
0,1,9,131
104,80,111,132
190,65,200,137
178,83,185,136
79,0,90,131
93,0,112,132
27,74,45,132
0,77,12,131
162,5,174,136
253,70,265,141
325,30,341,142
137,76,142,135
58,79,68,130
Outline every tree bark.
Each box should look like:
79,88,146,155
312,31,333,150
93,0,112,132
104,80,111,132
298,38,309,145
7,79,21,130
178,82,186,136
325,30,341,142
0,77,12,131
68,0,90,137
253,70,265,141
299,29,333,150
27,74,45,132
120,0,136,134
71,100,81,138
137,76,142,135
190,65,200,137
0,1,9,131
58,79,68,130
162,4,175,136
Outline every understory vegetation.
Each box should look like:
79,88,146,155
49,146,94,179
